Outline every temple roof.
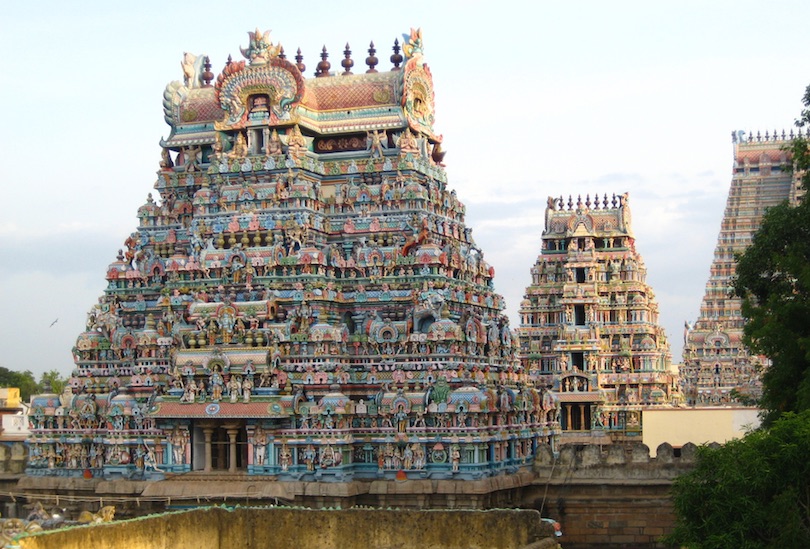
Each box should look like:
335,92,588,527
543,193,633,239
162,30,439,149
152,401,287,419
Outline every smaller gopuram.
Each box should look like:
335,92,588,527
681,130,804,405
25,28,561,484
517,193,676,440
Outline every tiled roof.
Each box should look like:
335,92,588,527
152,401,287,418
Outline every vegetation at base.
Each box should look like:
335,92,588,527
665,411,810,548
733,185,810,424
0,366,69,402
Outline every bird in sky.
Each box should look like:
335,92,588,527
49,318,58,328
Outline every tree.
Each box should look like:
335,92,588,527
0,366,41,402
39,370,68,395
733,84,810,425
733,197,810,423
0,367,70,403
665,411,810,548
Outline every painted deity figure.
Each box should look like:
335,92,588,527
367,129,386,158
143,443,162,472
180,380,196,403
395,406,409,433
210,369,224,401
304,445,316,471
403,444,414,470
242,376,253,403
286,125,307,159
320,444,336,468
266,129,283,156
59,385,74,408
228,375,242,403
170,427,187,465
279,443,292,471
229,133,248,160
181,52,198,87
398,128,420,155
253,426,267,465
450,444,461,472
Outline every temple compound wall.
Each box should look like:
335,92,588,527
681,130,806,405
526,442,696,549
14,507,559,549
6,442,701,548
25,28,560,485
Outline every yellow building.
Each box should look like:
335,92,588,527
642,407,760,456
0,388,20,410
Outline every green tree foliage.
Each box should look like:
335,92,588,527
665,411,810,548
38,370,68,395
733,197,810,423
0,367,69,402
0,366,41,402
733,84,810,425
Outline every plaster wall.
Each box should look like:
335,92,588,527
642,407,760,456
16,507,557,549
2,412,30,439
0,441,26,474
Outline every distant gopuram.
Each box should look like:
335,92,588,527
26,29,560,481
517,193,676,441
681,130,805,405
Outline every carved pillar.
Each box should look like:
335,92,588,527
245,426,254,467
579,404,586,431
227,428,239,473
203,427,214,473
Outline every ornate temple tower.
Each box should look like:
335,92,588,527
517,194,675,441
681,130,803,405
26,29,560,481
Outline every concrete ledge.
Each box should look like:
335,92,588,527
17,507,558,549
16,476,102,491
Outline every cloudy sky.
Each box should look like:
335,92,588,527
2,0,809,378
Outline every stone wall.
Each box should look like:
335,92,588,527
0,441,27,474
6,441,702,547
525,442,698,548
16,507,558,549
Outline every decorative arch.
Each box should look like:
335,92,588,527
376,325,399,343
391,394,411,414
215,57,306,129
402,57,439,141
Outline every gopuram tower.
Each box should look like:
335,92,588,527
26,29,560,482
517,194,675,442
681,130,804,405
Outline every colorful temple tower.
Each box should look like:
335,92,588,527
517,194,675,440
681,130,804,405
26,29,560,481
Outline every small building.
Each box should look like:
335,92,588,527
0,388,29,475
642,406,761,456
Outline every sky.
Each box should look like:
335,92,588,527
2,0,809,378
